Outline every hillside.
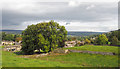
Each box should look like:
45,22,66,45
0,30,22,34
1,30,105,36
67,31,105,36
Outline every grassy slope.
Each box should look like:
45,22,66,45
2,51,80,67
0,47,2,68
2,45,119,67
38,53,118,67
64,45,119,54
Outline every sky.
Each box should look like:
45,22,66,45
1,0,119,32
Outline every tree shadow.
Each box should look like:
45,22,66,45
14,51,24,55
14,51,47,55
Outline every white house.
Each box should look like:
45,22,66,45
2,41,15,45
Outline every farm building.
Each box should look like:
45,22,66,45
3,45,21,52
64,41,85,48
1,41,21,45
2,41,15,45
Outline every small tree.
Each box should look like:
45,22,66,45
85,39,91,44
111,36,119,46
95,34,108,45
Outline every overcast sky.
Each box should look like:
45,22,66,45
1,0,119,32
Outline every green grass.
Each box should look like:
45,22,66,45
64,45,119,54
2,45,119,67
2,51,80,67
37,53,119,67
2,51,119,67
0,46,2,68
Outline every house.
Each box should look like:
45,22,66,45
64,41,85,48
2,41,21,45
64,41,76,48
14,42,21,45
18,41,22,44
90,37,96,40
2,41,15,45
3,45,21,52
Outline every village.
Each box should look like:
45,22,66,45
1,41,22,52
1,40,86,52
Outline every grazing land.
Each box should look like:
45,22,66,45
64,45,120,54
2,45,119,67
2,51,79,67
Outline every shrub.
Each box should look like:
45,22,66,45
94,34,108,45
111,36,119,46
85,39,91,44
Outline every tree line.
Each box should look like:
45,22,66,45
67,29,120,46
1,32,22,42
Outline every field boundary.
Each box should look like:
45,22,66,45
68,49,116,55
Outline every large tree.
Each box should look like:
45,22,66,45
21,20,67,54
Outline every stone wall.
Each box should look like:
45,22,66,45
68,50,116,55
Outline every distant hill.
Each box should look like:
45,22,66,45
67,31,105,36
0,30,23,34
0,30,105,36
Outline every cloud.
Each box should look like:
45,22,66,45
86,4,95,10
2,2,118,32
68,1,81,7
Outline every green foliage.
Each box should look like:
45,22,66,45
1,32,21,41
108,29,120,41
21,20,67,54
67,36,89,41
111,36,119,46
2,32,14,41
94,34,108,45
107,42,111,45
85,39,91,44
106,29,120,46
67,35,73,41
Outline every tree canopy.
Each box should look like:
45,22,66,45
94,34,108,45
85,39,91,44
1,32,21,41
21,20,67,54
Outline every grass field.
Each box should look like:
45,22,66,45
2,51,79,67
0,47,2,68
2,45,120,67
64,45,120,54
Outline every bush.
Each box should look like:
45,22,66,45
85,39,91,44
111,36,119,46
94,34,108,45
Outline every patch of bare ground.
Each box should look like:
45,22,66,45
18,52,66,59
